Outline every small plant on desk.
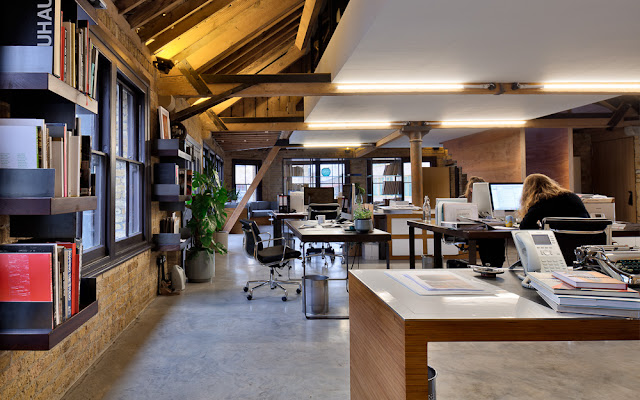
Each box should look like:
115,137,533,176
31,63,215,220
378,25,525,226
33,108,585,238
353,205,373,233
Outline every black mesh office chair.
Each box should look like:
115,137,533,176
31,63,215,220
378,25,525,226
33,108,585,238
307,203,343,266
240,219,302,301
542,217,612,266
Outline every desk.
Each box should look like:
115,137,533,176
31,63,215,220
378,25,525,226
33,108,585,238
286,220,391,319
269,211,307,238
349,269,640,399
407,221,640,269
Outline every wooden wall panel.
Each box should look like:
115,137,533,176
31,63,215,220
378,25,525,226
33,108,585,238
525,128,572,189
442,128,525,182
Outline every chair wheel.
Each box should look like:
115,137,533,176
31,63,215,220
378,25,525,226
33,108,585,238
247,295,252,300
281,296,287,302
296,288,301,294
243,287,248,292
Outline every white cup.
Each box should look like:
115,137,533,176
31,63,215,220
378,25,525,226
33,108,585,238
316,215,325,224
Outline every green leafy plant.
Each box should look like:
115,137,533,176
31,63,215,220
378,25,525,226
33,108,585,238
227,188,240,202
353,205,373,220
186,165,228,256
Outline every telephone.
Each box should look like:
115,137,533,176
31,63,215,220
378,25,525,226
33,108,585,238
511,230,569,288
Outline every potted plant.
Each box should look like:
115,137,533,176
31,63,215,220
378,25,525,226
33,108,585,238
185,165,228,282
353,205,373,233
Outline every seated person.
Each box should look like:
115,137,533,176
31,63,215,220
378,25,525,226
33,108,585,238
463,176,505,268
518,173,589,230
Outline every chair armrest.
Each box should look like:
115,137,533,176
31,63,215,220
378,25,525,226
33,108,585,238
258,232,272,241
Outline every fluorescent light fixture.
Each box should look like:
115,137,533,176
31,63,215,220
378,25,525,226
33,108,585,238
337,83,464,91
439,120,527,127
192,97,211,106
303,143,363,148
307,122,395,129
542,83,640,90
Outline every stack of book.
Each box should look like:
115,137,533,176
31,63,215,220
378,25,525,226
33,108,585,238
528,271,640,318
0,118,92,197
0,240,82,329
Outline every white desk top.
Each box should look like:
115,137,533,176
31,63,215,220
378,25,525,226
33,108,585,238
350,269,608,321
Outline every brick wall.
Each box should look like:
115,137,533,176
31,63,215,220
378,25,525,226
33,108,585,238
573,130,593,193
223,147,451,202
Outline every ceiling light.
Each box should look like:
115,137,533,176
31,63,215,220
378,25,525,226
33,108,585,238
541,83,640,90
336,83,465,91
307,122,395,129
438,120,527,127
192,97,211,105
303,143,363,148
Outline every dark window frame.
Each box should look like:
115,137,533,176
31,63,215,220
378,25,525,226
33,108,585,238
232,159,262,201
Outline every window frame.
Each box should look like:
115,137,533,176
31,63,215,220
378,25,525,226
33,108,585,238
283,158,350,197
81,32,151,276
232,159,262,201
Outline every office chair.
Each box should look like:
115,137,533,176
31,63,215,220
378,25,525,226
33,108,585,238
542,217,612,266
240,219,302,301
306,203,343,266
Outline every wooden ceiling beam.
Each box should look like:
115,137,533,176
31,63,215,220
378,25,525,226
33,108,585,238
205,15,302,74
198,7,303,74
221,33,298,74
165,0,303,70
295,0,324,50
172,83,252,123
147,0,236,53
355,130,403,158
126,0,181,30
114,0,147,15
202,73,331,85
607,103,632,130
138,0,214,43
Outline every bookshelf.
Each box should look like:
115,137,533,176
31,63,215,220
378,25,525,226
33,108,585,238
152,139,193,211
0,0,103,351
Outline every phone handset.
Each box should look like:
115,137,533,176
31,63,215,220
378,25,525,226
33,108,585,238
511,230,569,288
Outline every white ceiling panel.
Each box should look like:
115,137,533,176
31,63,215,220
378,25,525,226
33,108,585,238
289,129,395,144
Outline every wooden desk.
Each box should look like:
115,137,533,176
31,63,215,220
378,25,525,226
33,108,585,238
286,220,392,319
349,269,640,400
407,221,640,269
269,211,307,238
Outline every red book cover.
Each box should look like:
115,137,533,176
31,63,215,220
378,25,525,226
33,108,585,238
57,242,79,315
0,253,52,302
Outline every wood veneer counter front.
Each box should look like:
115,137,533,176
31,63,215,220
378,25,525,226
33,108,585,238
348,270,640,400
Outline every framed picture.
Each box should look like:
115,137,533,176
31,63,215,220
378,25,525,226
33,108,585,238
158,106,171,139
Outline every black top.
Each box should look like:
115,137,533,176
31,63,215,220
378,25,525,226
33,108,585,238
519,192,589,229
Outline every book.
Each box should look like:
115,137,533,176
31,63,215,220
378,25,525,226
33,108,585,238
68,135,81,196
57,240,80,315
530,280,640,309
80,135,91,196
0,125,40,169
51,138,64,197
538,291,640,319
528,272,639,298
552,270,627,290
62,247,72,319
47,123,68,195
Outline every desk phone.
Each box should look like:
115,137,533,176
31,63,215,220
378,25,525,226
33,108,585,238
512,230,569,288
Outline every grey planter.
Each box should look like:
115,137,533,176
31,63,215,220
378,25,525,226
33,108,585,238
354,219,373,233
185,250,215,282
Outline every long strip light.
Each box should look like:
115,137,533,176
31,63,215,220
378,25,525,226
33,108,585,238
306,122,396,129
542,83,640,90
336,83,465,91
303,143,363,148
439,120,527,127
192,97,211,105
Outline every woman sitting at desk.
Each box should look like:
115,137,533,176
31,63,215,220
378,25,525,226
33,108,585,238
519,173,589,229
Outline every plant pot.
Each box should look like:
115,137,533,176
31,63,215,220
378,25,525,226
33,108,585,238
354,218,373,233
214,231,229,250
185,250,215,282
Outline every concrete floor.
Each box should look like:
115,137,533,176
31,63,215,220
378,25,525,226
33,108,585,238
64,231,640,400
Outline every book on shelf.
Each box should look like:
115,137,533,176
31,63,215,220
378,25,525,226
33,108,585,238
552,270,628,290
528,272,639,298
537,291,640,319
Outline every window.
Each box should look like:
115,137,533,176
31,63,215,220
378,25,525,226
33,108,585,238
203,144,224,185
403,160,432,202
233,160,260,202
369,159,402,203
115,80,144,242
284,159,349,198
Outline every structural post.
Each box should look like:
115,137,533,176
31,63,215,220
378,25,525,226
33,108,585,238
402,125,430,206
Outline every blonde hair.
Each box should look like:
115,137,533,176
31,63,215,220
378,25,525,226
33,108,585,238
464,176,485,201
519,174,570,217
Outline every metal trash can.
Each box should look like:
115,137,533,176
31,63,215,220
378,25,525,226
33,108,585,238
422,255,434,269
426,366,437,399
303,275,329,314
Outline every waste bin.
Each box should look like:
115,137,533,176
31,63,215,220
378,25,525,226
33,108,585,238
422,255,434,269
427,366,437,399
303,275,329,314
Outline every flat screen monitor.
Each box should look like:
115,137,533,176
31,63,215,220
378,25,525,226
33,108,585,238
471,182,492,217
489,183,523,211
303,187,334,205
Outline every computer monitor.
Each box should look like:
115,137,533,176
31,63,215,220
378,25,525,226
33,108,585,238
303,187,334,205
489,183,523,211
472,182,492,217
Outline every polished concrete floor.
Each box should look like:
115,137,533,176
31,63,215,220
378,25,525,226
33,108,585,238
64,231,640,400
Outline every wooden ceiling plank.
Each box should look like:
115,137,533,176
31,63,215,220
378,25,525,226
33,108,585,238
114,0,147,15
127,0,181,30
220,117,304,123
217,30,299,74
138,0,213,42
197,6,303,73
607,103,632,130
172,83,252,123
204,14,302,74
147,0,237,53
201,73,330,85
176,60,212,96
171,0,303,69
235,40,294,76
295,0,324,50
